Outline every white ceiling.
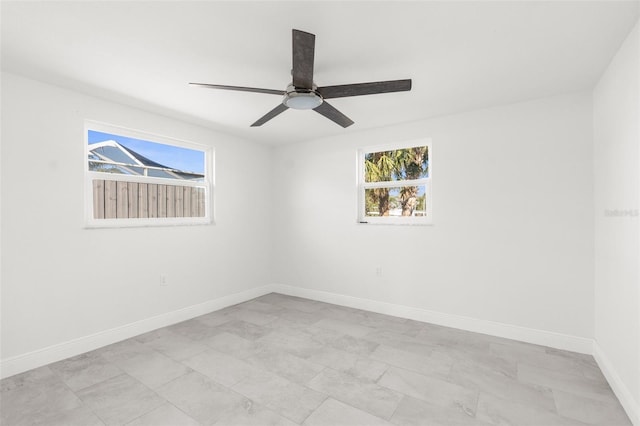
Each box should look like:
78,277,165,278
2,1,638,145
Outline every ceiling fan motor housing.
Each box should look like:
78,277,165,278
283,83,323,110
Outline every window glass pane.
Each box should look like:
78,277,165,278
364,185,427,217
91,145,136,165
88,130,205,181
173,172,205,182
88,161,144,175
86,124,211,227
364,146,429,183
147,169,178,179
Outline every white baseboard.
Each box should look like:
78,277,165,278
270,284,594,354
0,285,276,380
593,342,640,426
0,283,597,378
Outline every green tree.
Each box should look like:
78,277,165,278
396,146,428,216
364,146,428,217
365,151,394,216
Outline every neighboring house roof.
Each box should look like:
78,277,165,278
88,140,204,181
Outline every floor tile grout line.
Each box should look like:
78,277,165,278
309,365,403,420
49,366,112,426
386,393,406,423
77,371,162,426
297,393,330,425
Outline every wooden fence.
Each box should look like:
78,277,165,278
92,180,206,219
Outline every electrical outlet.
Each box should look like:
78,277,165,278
160,274,168,286
375,266,383,277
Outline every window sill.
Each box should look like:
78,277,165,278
84,217,213,229
357,220,433,226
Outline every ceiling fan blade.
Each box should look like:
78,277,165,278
317,79,412,99
251,103,289,127
313,101,354,128
189,83,285,96
292,29,315,89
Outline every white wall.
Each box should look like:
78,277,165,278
0,72,600,379
273,92,594,341
593,19,640,422
0,73,273,366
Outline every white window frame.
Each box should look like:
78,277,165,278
357,139,432,225
84,120,214,228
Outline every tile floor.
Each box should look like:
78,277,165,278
0,293,632,426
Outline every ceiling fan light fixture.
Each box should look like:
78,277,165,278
283,90,323,110
192,29,411,127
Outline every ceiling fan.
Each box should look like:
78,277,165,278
190,29,412,128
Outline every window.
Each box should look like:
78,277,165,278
358,140,432,225
85,121,213,227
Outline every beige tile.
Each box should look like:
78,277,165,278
255,293,294,305
213,401,298,426
449,355,556,411
1,295,628,426
1,365,69,392
363,318,424,337
491,342,604,382
308,368,402,420
314,318,376,338
305,325,381,356
203,331,257,359
391,395,490,426
359,311,411,329
303,398,393,426
125,403,200,426
316,305,367,323
167,317,225,340
436,345,518,379
246,345,325,385
371,344,452,379
1,367,85,425
267,316,319,332
363,330,434,357
298,343,387,382
328,334,380,356
305,345,360,370
238,299,287,315
77,374,164,426
183,348,261,387
196,310,234,328
517,363,616,403
553,389,632,425
156,371,248,425
545,347,599,367
272,307,325,326
268,295,325,313
476,392,587,426
257,328,324,358
230,307,279,326
136,328,209,361
378,366,478,416
49,351,123,392
32,404,106,426
488,340,548,358
345,356,389,382
233,369,327,423
100,340,191,389
415,324,493,352
217,319,274,340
